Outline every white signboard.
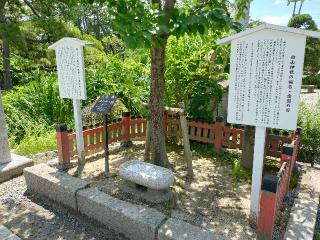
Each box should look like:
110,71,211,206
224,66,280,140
55,43,87,100
227,29,305,130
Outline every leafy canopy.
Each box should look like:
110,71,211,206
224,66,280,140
82,0,245,48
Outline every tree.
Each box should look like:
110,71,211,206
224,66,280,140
84,0,249,167
287,0,308,16
288,14,320,76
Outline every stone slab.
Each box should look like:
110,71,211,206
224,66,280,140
23,163,88,210
0,154,33,183
157,218,224,240
119,160,174,190
284,165,320,240
77,187,166,240
0,224,21,240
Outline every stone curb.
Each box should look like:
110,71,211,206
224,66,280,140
284,164,320,240
77,187,166,240
0,154,33,183
24,164,222,240
24,163,88,210
0,224,21,240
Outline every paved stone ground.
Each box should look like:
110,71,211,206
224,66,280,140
0,176,128,240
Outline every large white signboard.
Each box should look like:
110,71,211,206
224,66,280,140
217,24,320,224
227,30,305,130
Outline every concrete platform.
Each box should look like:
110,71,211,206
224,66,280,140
0,224,21,240
0,154,33,183
24,163,88,210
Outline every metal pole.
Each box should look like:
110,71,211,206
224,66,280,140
103,114,109,176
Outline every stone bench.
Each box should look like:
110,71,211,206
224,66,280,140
119,160,175,203
301,85,316,93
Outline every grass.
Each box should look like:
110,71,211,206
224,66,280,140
13,130,57,156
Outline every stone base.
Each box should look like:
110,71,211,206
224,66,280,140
0,154,33,183
120,180,174,204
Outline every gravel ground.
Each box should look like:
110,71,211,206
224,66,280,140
0,176,128,240
314,203,320,240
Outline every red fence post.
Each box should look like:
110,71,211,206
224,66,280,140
214,116,224,151
257,175,279,240
121,112,133,147
280,143,294,168
56,124,70,165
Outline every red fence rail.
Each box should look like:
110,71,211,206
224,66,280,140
56,112,295,164
257,133,300,239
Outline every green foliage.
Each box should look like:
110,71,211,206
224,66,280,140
165,32,228,121
231,159,252,182
3,73,73,142
298,102,320,166
288,14,320,76
302,73,320,88
188,79,223,122
15,130,57,156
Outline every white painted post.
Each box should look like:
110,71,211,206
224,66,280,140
73,99,85,164
0,91,11,164
250,126,266,224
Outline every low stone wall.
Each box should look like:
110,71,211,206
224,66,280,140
23,164,222,240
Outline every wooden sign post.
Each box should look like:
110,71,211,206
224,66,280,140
49,38,92,168
91,95,117,176
217,24,320,224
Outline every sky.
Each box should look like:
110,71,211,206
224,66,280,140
249,0,320,27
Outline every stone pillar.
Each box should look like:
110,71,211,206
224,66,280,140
0,90,11,164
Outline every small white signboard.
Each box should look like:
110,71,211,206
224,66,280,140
49,38,90,100
217,24,320,223
49,38,92,166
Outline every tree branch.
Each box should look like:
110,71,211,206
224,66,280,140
23,0,41,18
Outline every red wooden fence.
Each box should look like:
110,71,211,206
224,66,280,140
56,112,295,164
257,132,300,239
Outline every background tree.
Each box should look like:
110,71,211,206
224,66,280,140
287,0,308,16
288,14,320,76
82,0,250,167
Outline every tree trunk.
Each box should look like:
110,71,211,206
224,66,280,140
241,125,255,170
150,45,169,167
293,1,297,16
298,1,303,14
2,37,12,90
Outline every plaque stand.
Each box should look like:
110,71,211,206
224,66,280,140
103,114,110,176
249,126,266,226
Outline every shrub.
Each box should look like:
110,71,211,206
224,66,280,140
15,130,57,156
298,102,320,166
302,74,320,88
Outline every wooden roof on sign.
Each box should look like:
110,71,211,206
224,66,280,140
217,23,320,45
48,37,93,50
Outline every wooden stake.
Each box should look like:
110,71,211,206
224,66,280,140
179,115,193,179
250,126,266,226
144,121,152,162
